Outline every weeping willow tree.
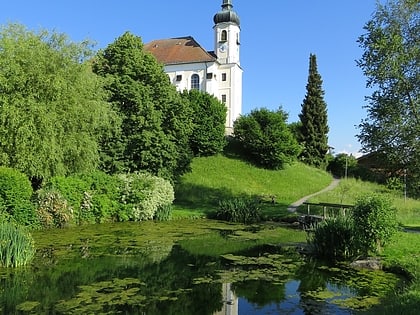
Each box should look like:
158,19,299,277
0,23,118,187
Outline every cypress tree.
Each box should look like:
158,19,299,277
299,54,329,168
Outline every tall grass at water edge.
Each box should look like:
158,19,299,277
0,221,35,268
174,155,332,217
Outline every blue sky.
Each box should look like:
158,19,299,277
1,0,380,156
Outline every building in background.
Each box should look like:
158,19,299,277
144,0,242,132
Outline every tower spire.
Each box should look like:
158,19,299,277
214,0,240,26
222,0,233,10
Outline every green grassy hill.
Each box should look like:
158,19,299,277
173,154,332,218
173,154,420,226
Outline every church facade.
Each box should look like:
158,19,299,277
144,0,242,131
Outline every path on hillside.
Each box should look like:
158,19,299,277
287,177,341,212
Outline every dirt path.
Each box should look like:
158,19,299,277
287,177,341,212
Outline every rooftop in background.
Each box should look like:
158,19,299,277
144,36,216,65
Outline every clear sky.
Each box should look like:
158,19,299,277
1,0,380,156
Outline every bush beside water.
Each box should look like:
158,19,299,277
308,193,398,261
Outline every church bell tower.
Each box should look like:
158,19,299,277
213,0,240,65
213,0,242,131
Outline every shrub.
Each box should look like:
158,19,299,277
308,215,358,261
77,171,121,223
0,167,37,226
233,108,301,169
0,220,35,267
46,171,121,224
352,193,398,256
118,172,174,221
216,198,262,224
46,175,91,225
35,189,73,228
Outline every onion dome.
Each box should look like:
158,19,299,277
213,0,240,26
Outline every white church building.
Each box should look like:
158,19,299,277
144,0,242,131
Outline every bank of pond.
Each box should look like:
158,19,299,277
0,220,410,314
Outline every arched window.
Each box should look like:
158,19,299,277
221,30,227,41
191,74,200,90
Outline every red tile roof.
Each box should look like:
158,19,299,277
144,36,216,65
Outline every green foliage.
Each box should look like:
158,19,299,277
308,216,359,261
154,204,173,221
46,175,91,224
93,31,193,181
46,172,120,224
357,0,419,197
0,220,35,267
77,171,121,223
327,153,358,178
117,172,174,221
386,176,404,191
181,89,227,156
352,193,398,256
298,54,329,169
35,189,73,228
0,167,37,226
233,107,301,169
215,198,262,224
0,23,118,183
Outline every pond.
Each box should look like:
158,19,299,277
0,220,406,314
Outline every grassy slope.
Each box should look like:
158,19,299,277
173,154,332,218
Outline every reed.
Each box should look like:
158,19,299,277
0,221,35,268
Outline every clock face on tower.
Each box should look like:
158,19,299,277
219,43,227,52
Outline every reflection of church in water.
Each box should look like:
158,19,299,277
146,2,241,312
214,283,238,315
144,0,242,133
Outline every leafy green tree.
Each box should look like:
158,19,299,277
357,0,419,197
327,153,358,178
0,24,117,186
299,54,329,168
181,89,227,156
233,107,301,169
93,32,193,181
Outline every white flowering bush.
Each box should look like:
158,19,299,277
118,172,174,221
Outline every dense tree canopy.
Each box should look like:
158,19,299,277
298,54,329,169
357,0,419,196
0,24,116,185
233,107,301,169
93,32,193,181
181,89,227,156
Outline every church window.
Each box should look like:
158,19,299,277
206,73,213,80
191,74,200,90
176,75,182,81
221,94,227,103
221,30,227,42
222,73,227,81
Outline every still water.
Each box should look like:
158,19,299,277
0,221,403,314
